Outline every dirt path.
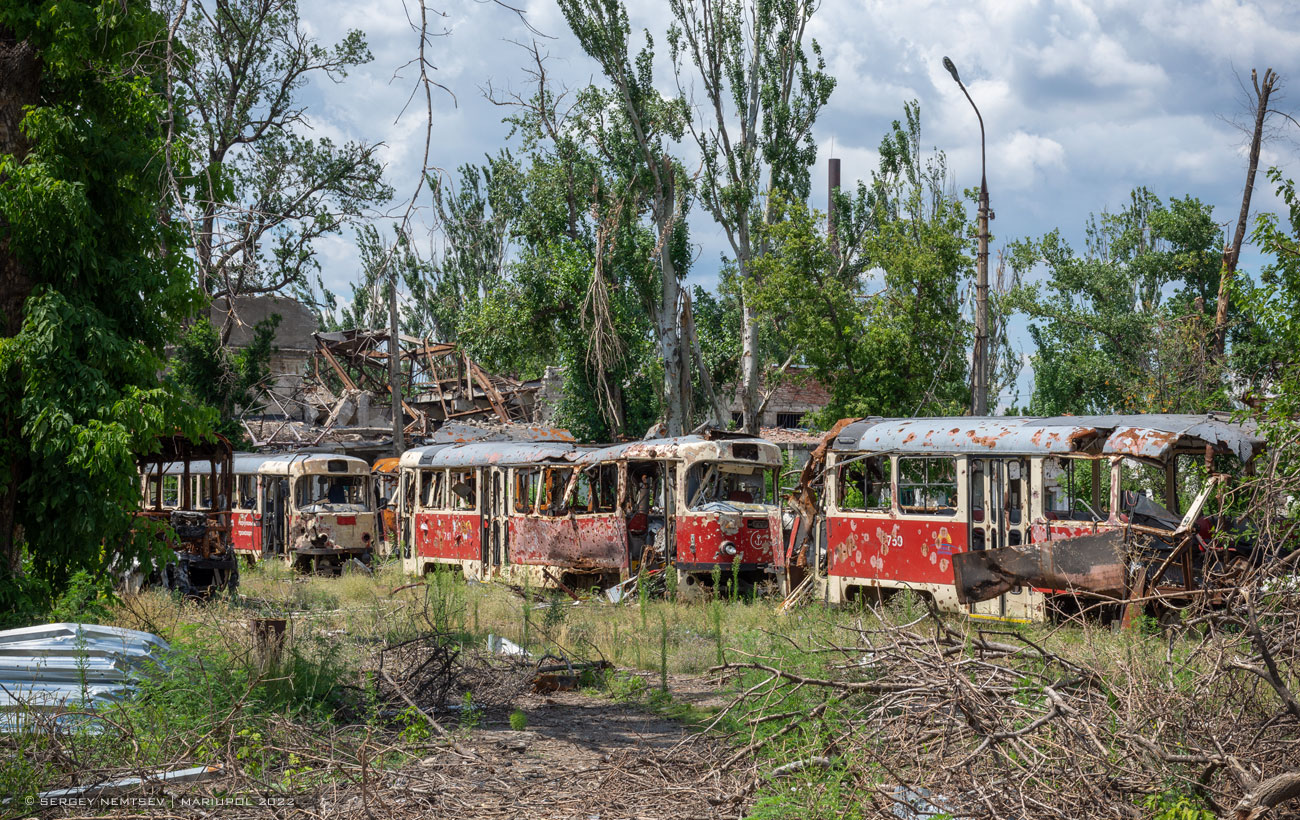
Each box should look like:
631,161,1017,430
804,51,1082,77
334,673,751,819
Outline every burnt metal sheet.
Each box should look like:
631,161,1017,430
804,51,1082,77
510,515,628,570
575,435,782,466
841,417,1098,455
952,531,1127,604
1096,417,1260,462
415,441,577,468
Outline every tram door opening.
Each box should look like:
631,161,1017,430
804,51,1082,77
487,467,508,575
968,458,1033,620
264,477,288,556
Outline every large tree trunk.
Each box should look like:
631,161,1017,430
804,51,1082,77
658,224,684,436
0,25,40,574
656,158,686,437
1214,68,1277,360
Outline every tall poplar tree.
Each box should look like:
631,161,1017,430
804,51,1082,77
667,0,834,432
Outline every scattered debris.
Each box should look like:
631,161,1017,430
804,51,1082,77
487,634,529,657
32,764,223,801
342,557,372,576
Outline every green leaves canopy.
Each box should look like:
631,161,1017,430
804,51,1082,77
0,1,209,603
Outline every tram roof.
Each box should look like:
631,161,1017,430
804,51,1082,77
830,414,1263,462
574,435,783,466
399,440,579,469
231,452,371,476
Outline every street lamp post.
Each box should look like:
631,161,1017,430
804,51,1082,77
943,56,991,417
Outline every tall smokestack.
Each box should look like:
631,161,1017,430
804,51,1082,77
828,157,841,259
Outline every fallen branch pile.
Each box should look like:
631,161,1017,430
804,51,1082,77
708,585,1300,819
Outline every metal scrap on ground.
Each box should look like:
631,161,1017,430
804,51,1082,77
0,623,170,733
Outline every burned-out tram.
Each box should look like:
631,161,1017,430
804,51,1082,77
394,433,787,595
135,435,240,596
796,415,1264,622
230,452,381,572
397,440,625,585
574,435,787,598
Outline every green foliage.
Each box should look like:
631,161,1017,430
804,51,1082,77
749,102,972,422
46,570,115,625
174,315,279,443
458,691,481,731
0,0,211,606
1141,791,1215,820
1240,168,1300,413
1009,187,1228,415
508,708,529,731
1240,169,1300,515
174,0,391,304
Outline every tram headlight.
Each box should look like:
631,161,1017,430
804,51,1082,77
721,541,738,557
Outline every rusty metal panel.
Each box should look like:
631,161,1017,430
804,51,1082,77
837,417,1099,455
576,435,782,467
952,530,1127,604
827,414,1261,462
510,515,627,570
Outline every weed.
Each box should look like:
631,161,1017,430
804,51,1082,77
458,691,480,731
1142,791,1215,820
399,706,432,743
659,611,669,692
509,709,529,731
731,556,741,602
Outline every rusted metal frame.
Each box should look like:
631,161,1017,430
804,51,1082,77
317,341,360,393
423,340,452,420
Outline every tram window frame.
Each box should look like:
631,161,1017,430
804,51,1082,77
419,470,446,511
571,464,618,515
235,475,258,511
1044,458,1108,521
897,456,958,517
514,467,540,514
449,469,477,512
834,455,891,513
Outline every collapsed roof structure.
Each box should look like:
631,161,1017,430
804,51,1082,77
239,330,549,453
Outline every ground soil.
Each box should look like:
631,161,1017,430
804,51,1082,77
317,672,752,820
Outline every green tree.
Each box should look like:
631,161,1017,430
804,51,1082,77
471,44,678,439
1010,188,1227,415
169,0,391,316
0,1,210,604
667,0,834,432
422,154,524,342
749,103,973,423
173,315,279,444
558,0,694,434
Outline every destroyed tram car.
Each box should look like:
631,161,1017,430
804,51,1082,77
136,435,240,596
230,452,380,573
395,432,787,596
793,414,1267,622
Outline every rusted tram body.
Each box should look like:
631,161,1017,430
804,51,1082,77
807,415,1262,622
575,435,786,597
394,433,786,594
135,435,239,595
397,440,628,586
230,452,380,572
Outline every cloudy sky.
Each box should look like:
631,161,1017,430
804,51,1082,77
295,0,1300,407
